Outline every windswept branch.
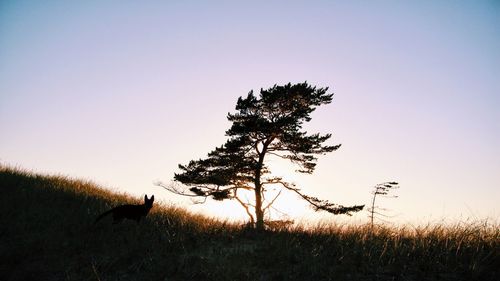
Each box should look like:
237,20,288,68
156,181,236,201
155,181,210,204
265,180,364,215
156,181,201,197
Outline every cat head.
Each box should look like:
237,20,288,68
144,194,154,208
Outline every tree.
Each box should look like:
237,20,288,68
159,82,364,230
368,181,400,229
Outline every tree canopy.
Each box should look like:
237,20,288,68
160,82,364,229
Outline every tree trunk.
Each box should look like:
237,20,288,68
370,187,378,230
253,142,268,231
254,158,265,230
255,184,264,230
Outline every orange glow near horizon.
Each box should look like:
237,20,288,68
1,1,499,225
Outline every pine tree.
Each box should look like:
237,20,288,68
160,82,364,230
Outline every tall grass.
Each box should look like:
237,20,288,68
1,165,498,280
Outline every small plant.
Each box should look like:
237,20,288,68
368,182,399,229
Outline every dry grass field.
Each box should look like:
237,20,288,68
1,165,498,280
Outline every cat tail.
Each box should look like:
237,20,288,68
94,209,113,224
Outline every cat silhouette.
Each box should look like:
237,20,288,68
95,195,154,224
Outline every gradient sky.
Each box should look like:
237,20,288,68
1,1,499,224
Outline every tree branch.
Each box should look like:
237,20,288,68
272,180,364,215
263,189,282,211
155,181,203,198
234,190,255,224
156,181,240,201
266,151,288,159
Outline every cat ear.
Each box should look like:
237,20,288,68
151,195,154,202
144,195,148,201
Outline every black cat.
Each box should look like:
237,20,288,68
95,195,154,224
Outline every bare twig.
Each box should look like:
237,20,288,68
263,189,282,211
234,189,255,224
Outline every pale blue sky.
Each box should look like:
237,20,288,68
1,1,499,224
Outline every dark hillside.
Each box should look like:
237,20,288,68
0,166,498,280
0,166,229,280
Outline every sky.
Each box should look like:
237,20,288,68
1,0,499,225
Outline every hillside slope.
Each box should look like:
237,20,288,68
0,166,498,280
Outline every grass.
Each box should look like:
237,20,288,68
0,165,498,280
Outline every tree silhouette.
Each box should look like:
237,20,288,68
368,181,400,229
160,82,364,230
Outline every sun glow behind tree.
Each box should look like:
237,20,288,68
159,82,365,229
1,1,499,225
